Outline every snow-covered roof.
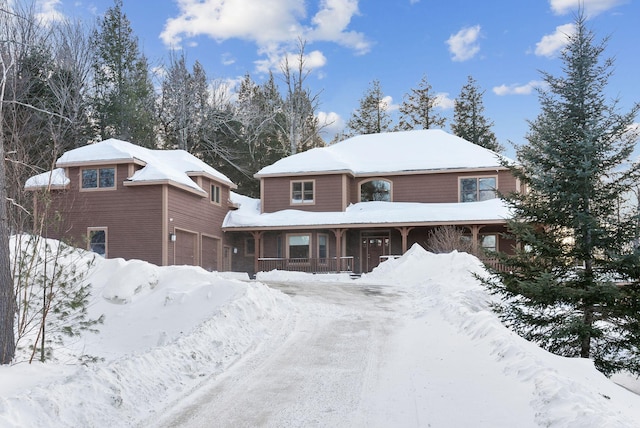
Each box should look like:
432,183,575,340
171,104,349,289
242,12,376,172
39,138,235,192
223,193,511,229
256,129,514,177
24,168,70,190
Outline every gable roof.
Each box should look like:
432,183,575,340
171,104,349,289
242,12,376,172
255,129,514,177
51,138,235,193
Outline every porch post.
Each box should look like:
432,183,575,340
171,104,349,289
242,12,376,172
250,231,264,275
332,228,346,273
470,225,480,255
396,226,414,254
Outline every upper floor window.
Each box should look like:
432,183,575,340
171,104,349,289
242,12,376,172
211,184,221,204
460,176,496,202
82,167,115,190
291,180,314,204
360,179,391,202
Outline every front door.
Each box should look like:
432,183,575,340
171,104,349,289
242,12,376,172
361,232,390,272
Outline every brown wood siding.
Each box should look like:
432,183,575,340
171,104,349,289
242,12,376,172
44,164,164,265
350,170,518,204
166,177,229,265
261,175,344,213
42,164,234,268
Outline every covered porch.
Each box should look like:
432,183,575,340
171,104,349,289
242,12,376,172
228,223,511,276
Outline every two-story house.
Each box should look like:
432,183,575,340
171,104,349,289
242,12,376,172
25,138,237,270
223,129,518,275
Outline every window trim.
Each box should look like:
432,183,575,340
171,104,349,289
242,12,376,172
80,166,117,191
210,184,221,205
290,180,315,205
458,175,498,202
480,233,498,253
286,233,311,261
358,178,393,202
87,227,108,257
317,233,329,264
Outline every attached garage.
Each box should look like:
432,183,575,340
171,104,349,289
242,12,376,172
175,229,198,266
201,235,220,271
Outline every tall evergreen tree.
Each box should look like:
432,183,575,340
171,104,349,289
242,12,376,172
451,76,502,152
91,0,156,147
158,53,210,152
484,14,640,376
398,74,446,130
346,79,393,136
224,72,288,196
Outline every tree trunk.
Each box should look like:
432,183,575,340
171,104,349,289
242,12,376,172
580,304,594,358
0,138,15,364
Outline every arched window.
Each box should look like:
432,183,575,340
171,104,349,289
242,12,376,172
360,179,391,202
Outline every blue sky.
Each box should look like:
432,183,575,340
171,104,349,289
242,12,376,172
39,0,640,157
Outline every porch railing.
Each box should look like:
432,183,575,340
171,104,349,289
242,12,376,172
480,258,510,272
258,257,354,273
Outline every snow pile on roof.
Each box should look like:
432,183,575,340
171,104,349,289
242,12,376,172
24,168,70,189
51,138,235,192
224,196,512,228
257,129,514,176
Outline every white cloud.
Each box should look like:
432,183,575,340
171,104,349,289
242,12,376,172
549,0,626,17
493,80,546,96
254,47,327,75
160,0,371,61
381,95,399,112
446,25,481,62
160,0,305,47
307,0,370,54
535,23,576,57
36,0,64,24
317,111,344,138
434,93,454,110
221,53,236,66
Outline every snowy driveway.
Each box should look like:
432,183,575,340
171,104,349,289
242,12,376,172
147,278,542,428
149,281,405,427
135,246,640,428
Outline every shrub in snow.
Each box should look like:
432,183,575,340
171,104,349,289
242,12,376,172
11,235,103,363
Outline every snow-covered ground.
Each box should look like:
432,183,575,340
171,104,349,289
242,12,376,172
1,242,639,427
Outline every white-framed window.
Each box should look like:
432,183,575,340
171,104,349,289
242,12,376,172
211,184,221,204
291,180,314,204
480,234,497,253
360,179,392,202
460,176,497,202
81,167,116,190
287,234,311,259
88,228,108,257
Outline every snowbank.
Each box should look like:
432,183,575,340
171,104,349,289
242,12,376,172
361,244,640,427
2,241,640,427
0,243,294,428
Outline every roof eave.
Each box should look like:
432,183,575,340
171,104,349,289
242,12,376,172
222,218,508,232
123,179,207,197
